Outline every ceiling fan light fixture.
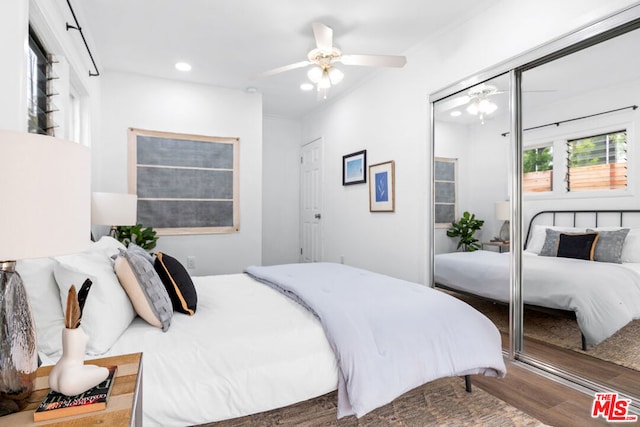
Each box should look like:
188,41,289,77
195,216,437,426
328,67,344,85
318,70,331,89
479,98,498,114
466,102,479,115
307,66,323,83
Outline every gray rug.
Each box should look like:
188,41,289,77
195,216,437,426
203,376,545,426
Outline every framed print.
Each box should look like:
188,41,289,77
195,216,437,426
342,150,367,185
369,160,395,212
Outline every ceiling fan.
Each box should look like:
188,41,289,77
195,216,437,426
439,83,555,123
255,22,407,97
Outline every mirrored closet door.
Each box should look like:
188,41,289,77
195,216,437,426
520,23,640,401
431,5,640,406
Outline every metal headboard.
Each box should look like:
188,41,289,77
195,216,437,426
524,209,640,250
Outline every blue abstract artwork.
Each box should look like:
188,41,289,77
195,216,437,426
375,171,388,202
346,158,363,180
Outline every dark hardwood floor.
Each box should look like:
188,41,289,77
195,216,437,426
473,333,640,426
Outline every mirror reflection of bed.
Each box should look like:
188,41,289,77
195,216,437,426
432,24,640,407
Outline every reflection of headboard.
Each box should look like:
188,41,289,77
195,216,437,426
525,210,640,250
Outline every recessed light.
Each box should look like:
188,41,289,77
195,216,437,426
450,110,462,117
175,62,192,72
300,83,314,91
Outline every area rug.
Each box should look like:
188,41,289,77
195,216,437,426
449,292,640,371
202,376,545,426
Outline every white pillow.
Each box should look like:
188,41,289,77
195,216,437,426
526,225,586,254
621,228,640,263
54,245,135,355
583,227,640,263
17,258,65,357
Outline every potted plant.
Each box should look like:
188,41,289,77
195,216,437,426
447,211,484,252
115,224,158,251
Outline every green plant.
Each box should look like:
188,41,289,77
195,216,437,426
446,211,484,252
115,224,158,251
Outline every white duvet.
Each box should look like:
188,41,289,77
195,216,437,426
46,273,339,426
434,251,640,345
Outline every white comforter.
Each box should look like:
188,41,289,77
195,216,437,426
46,273,339,426
434,251,640,345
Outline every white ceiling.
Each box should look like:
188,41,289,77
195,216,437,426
73,0,500,119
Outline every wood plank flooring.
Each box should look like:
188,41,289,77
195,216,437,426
473,333,640,426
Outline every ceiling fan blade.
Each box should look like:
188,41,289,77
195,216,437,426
312,22,333,52
339,54,407,68
253,60,311,79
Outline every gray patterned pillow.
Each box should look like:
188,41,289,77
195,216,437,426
586,228,630,263
114,248,173,331
539,229,563,257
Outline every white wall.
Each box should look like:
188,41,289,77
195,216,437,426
262,115,302,265
300,0,638,284
97,71,263,275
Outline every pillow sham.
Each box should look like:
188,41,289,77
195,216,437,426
621,228,640,263
53,252,136,355
526,225,586,254
556,232,599,261
17,257,65,356
154,252,197,315
114,248,172,331
539,229,563,257
586,228,629,263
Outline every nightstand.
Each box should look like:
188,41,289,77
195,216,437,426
482,241,510,253
4,352,142,426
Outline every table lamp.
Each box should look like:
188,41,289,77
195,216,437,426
495,201,510,242
91,192,138,238
0,130,90,415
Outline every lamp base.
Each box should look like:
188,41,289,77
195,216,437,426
499,220,510,242
0,265,37,415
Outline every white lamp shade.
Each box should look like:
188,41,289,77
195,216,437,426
0,130,91,260
495,201,510,221
91,192,137,226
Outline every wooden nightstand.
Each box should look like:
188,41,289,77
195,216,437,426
3,352,142,426
482,241,510,253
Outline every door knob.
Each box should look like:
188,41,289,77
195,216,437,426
314,213,321,219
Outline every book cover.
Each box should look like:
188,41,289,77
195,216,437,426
33,365,118,422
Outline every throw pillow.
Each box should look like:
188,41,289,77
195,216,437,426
114,248,173,331
586,228,629,263
556,233,599,261
154,252,197,315
539,229,563,257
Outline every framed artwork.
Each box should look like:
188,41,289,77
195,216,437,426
342,150,367,185
369,160,395,212
128,128,240,235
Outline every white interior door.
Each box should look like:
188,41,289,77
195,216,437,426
300,138,323,262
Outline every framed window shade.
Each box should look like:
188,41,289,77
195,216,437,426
128,128,239,235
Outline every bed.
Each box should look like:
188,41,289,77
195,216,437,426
20,237,506,426
434,209,640,348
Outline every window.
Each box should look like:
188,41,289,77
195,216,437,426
566,130,627,191
523,145,553,192
27,29,55,135
434,158,456,225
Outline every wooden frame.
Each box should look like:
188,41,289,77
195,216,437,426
369,160,395,212
128,128,240,235
342,150,367,185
